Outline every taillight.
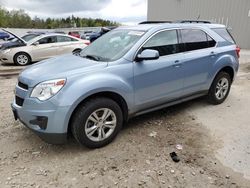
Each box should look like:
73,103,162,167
84,41,90,45
236,46,240,58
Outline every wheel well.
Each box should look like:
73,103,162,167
73,48,81,52
68,91,129,135
218,66,234,81
14,52,32,62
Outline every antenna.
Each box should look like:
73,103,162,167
197,14,201,20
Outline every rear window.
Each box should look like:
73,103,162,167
212,28,235,44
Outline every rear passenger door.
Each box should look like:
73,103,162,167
180,29,217,95
56,36,79,55
134,29,185,110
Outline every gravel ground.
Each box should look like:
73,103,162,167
0,61,250,187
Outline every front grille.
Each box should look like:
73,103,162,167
15,96,24,106
18,81,28,90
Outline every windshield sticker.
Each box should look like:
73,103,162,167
128,31,145,36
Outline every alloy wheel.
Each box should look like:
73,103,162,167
17,54,28,65
85,108,117,142
215,77,229,100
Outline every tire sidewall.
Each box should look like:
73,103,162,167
72,98,123,148
14,53,31,66
73,49,81,56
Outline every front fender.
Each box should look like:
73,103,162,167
53,72,134,130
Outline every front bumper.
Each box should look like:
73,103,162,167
11,102,69,144
0,52,14,64
11,82,71,144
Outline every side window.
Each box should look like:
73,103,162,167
181,29,216,51
207,35,216,48
212,28,235,44
38,36,57,44
57,36,78,42
142,30,179,56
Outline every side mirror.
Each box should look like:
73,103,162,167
136,49,159,61
32,41,39,46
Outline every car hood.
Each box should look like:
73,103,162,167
2,29,27,44
19,54,108,87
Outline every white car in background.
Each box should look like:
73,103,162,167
0,29,89,66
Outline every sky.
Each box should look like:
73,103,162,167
0,0,147,25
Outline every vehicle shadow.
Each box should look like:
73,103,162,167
23,96,209,154
124,96,207,130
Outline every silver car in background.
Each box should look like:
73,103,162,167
0,30,89,66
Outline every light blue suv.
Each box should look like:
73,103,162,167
12,21,240,148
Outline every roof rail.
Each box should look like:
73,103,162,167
176,20,212,24
139,21,172,24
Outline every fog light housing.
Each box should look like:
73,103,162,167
29,116,48,130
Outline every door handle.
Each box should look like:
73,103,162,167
173,60,182,68
210,51,216,57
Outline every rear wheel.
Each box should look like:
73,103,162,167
14,52,31,66
71,98,123,148
207,72,232,105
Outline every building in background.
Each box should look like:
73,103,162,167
148,0,250,49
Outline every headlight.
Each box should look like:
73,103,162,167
3,49,11,54
31,79,66,101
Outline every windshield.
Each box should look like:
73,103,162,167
22,34,40,42
80,29,145,62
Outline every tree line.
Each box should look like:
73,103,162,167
0,7,119,29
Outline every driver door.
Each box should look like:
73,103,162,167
31,36,58,61
133,29,185,111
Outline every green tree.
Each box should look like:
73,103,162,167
0,7,119,29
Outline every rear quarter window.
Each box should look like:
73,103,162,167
212,28,235,44
180,29,216,52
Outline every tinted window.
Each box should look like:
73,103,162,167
38,36,57,44
57,36,77,42
22,34,40,42
181,29,216,51
212,28,235,44
207,35,216,48
143,30,179,56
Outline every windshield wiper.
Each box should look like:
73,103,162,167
82,54,101,61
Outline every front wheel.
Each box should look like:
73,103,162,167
14,52,31,66
71,98,123,148
207,72,232,105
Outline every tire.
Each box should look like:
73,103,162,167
71,97,123,148
207,71,232,105
14,52,31,66
72,49,81,56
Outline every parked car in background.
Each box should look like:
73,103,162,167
0,29,89,66
89,27,112,42
11,21,239,148
90,26,118,42
68,31,80,38
0,34,14,47
1,32,45,48
0,31,10,40
80,30,94,40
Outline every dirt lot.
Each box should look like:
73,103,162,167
0,56,250,187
